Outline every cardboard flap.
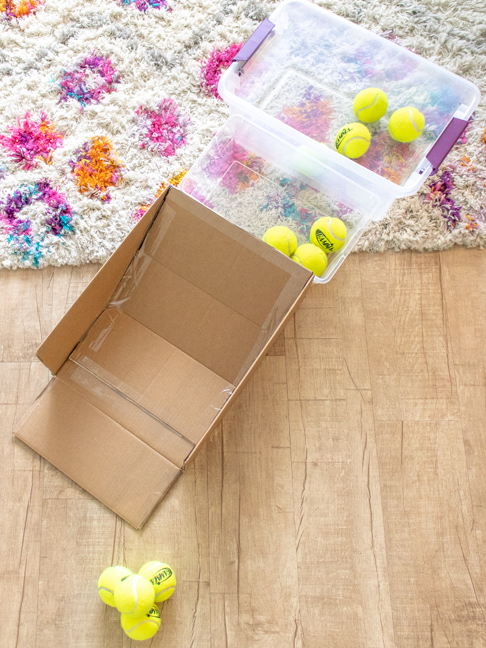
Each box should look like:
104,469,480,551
57,360,194,467
15,379,180,529
37,190,170,375
71,309,234,443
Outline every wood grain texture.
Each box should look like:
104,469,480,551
1,249,485,647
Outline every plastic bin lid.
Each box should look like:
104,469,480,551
219,0,480,197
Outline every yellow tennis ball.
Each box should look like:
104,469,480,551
138,561,176,603
335,123,371,158
353,87,388,123
293,144,328,179
262,226,297,256
310,217,347,253
121,604,161,641
388,107,425,143
291,244,328,277
114,574,155,617
97,566,132,607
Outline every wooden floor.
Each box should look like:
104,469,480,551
1,247,486,648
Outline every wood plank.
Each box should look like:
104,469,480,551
0,250,485,647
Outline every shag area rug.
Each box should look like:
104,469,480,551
0,0,485,269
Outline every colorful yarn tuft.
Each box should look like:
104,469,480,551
200,43,243,99
0,164,6,181
134,98,190,157
57,53,120,109
0,0,42,19
360,130,411,185
69,136,124,201
132,169,187,221
0,180,74,266
279,89,333,143
0,111,63,170
116,0,171,11
426,170,462,229
203,142,264,194
260,191,315,237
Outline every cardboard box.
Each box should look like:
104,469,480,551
15,187,312,528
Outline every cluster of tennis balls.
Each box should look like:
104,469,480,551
98,561,176,641
335,87,426,159
262,216,347,277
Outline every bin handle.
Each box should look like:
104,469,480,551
425,117,468,175
233,18,275,65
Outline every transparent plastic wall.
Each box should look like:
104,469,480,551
181,115,382,283
219,0,480,196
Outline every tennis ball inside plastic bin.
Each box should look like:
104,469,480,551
310,217,347,254
335,123,371,159
292,244,328,277
388,107,425,143
353,87,388,123
293,144,328,179
262,226,298,257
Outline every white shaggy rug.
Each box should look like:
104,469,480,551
0,0,485,269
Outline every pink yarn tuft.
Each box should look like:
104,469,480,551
200,43,243,99
0,111,63,170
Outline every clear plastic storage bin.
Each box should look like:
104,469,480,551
219,0,480,198
182,0,480,283
180,115,383,283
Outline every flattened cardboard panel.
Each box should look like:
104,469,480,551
143,200,290,327
113,257,262,384
15,380,180,528
58,360,194,467
72,309,234,443
37,190,170,375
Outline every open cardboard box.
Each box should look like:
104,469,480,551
15,187,313,528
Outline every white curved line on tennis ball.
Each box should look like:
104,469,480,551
130,576,140,615
342,136,369,156
329,220,346,241
356,92,379,119
408,108,421,133
125,619,159,633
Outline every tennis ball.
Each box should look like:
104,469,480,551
353,87,388,123
262,226,297,256
138,561,176,603
98,566,132,607
294,144,328,179
388,107,425,143
114,574,155,617
310,217,347,253
121,604,161,641
335,123,371,159
291,244,328,277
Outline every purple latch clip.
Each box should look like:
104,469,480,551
425,117,468,175
233,18,275,65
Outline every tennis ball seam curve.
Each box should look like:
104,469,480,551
329,222,346,241
125,619,159,633
342,136,369,156
408,108,420,133
356,92,379,119
130,576,140,614
98,586,114,595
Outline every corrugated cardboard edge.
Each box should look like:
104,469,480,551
37,189,170,375
183,272,314,466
